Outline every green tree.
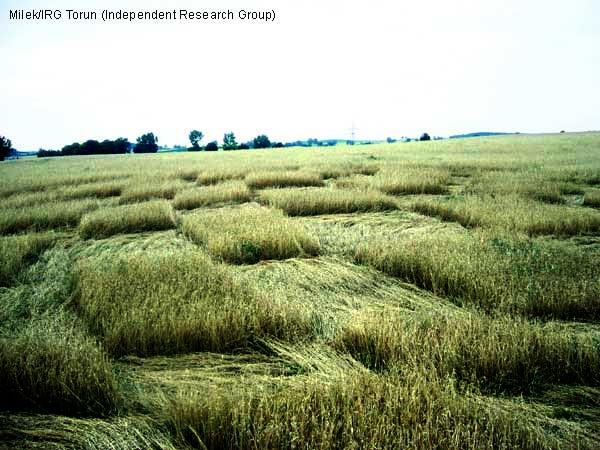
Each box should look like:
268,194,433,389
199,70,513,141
134,132,159,153
113,137,131,154
419,133,431,142
253,135,271,149
80,140,101,155
61,142,81,156
222,132,238,150
1,136,13,161
189,130,204,149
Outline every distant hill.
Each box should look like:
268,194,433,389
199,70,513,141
449,132,512,139
7,150,38,159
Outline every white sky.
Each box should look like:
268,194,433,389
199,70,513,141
1,0,599,149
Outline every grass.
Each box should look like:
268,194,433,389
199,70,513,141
0,190,61,210
319,162,379,179
553,167,600,185
166,368,590,450
372,166,450,195
0,172,130,199
0,314,120,417
119,180,183,204
245,170,324,189
0,199,100,235
336,309,600,393
355,229,600,319
583,191,600,208
182,205,320,263
332,174,372,190
0,247,120,417
0,233,56,287
174,166,204,182
73,250,313,356
465,170,584,204
0,247,74,329
78,200,176,239
0,181,124,209
411,196,483,227
172,181,251,210
412,194,600,236
196,167,248,185
61,181,124,200
261,187,397,216
1,133,600,447
0,414,178,450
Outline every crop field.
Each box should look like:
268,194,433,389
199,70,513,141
1,133,600,449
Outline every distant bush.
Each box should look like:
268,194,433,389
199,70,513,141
36,149,61,158
60,142,81,156
253,135,271,149
205,141,219,151
60,138,130,156
133,133,158,153
0,136,13,161
419,133,431,141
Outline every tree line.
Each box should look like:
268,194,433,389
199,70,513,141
0,130,438,161
1,136,13,161
187,131,283,151
36,133,160,157
35,131,287,157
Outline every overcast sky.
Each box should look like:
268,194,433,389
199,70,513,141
1,0,599,149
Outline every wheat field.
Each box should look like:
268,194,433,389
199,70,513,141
1,133,600,449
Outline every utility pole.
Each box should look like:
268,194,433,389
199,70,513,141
349,122,357,144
